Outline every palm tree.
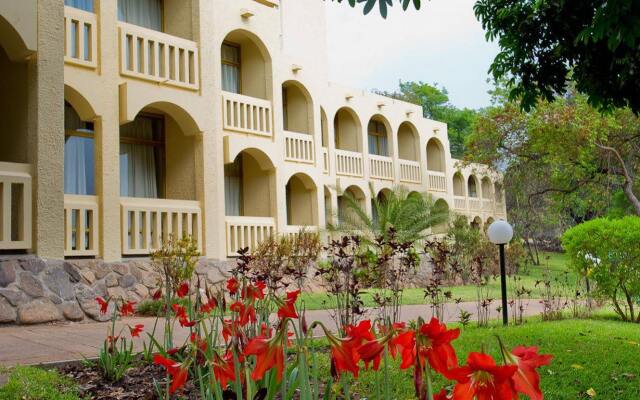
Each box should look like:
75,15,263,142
327,186,449,244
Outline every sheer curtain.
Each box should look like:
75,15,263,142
65,0,93,11
224,157,242,216
120,117,160,198
368,134,388,156
118,0,162,31
64,104,95,196
221,44,240,93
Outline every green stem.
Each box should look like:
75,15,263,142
425,364,434,400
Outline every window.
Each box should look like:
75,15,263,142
119,114,165,199
64,102,95,196
368,120,388,156
224,156,243,216
222,43,241,93
65,0,94,12
118,0,163,31
282,87,289,130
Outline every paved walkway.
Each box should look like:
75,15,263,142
0,301,545,366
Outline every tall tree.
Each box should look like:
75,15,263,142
328,0,422,19
376,81,478,158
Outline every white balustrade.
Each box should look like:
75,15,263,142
225,216,276,257
64,195,99,257
369,155,394,180
399,159,421,184
64,6,98,69
0,163,32,250
284,131,314,163
121,197,202,255
283,225,319,240
454,196,467,210
428,171,447,192
118,22,199,90
469,198,481,210
335,149,364,177
322,147,329,174
222,92,273,137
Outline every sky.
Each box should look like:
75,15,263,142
325,0,500,110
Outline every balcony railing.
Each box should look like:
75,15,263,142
118,22,199,90
121,197,202,255
335,149,364,178
322,147,329,174
469,198,481,210
399,159,421,184
64,195,99,257
284,131,314,164
482,199,493,211
222,92,273,137
369,155,394,180
64,6,98,69
225,216,275,257
283,225,319,240
453,196,467,210
428,171,447,192
0,162,32,250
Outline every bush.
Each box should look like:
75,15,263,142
562,216,640,322
0,366,82,400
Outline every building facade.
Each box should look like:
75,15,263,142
0,0,506,264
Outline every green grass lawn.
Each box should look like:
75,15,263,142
310,317,640,399
301,251,576,310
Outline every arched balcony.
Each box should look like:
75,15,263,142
367,115,394,181
452,172,466,210
0,40,32,251
119,106,202,256
397,122,421,183
426,138,447,192
224,149,276,256
282,81,314,164
334,107,363,177
471,216,482,230
371,188,391,225
221,30,273,137
481,177,493,212
285,173,318,234
467,175,481,211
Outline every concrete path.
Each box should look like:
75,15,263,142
0,300,545,366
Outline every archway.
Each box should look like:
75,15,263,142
334,107,361,152
471,216,482,230
221,30,273,100
453,172,465,196
481,177,493,200
426,138,446,172
0,42,29,164
367,115,391,156
467,175,479,198
338,185,366,224
224,149,275,217
324,186,333,226
432,199,450,234
320,107,329,147
282,81,313,134
494,182,504,203
285,173,318,226
397,122,419,161
372,187,392,224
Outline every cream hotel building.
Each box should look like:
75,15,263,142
0,0,506,263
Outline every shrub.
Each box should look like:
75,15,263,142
562,216,640,322
0,366,82,400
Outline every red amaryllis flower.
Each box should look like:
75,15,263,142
244,334,285,382
359,323,412,371
230,301,256,325
434,389,450,400
391,330,416,369
96,297,109,314
200,297,218,314
448,352,519,400
417,317,460,375
120,301,135,316
506,346,553,400
176,282,189,298
277,290,301,319
153,354,188,394
152,289,162,300
242,281,266,301
173,304,196,327
213,351,236,388
129,324,144,337
227,277,240,295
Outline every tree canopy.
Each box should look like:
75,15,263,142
376,81,478,158
328,0,421,19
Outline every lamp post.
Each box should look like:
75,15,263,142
487,220,514,326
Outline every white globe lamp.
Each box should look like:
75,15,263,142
487,219,513,326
